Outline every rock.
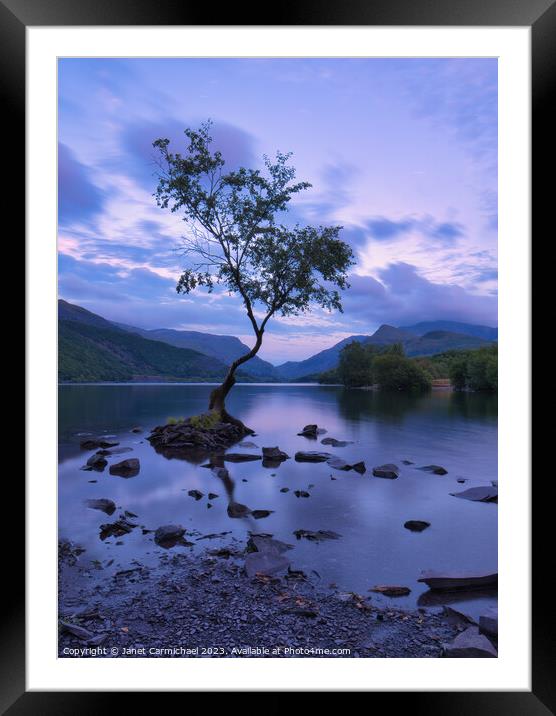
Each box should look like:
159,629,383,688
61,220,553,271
450,486,498,503
404,520,430,532
227,501,251,518
280,487,290,493
293,529,341,542
207,503,212,509
221,453,261,462
211,466,230,481
87,633,108,646
86,453,107,471
96,446,134,456
418,570,498,590
418,464,448,475
147,419,249,460
109,458,140,478
443,626,497,658
294,490,310,498
251,510,274,519
479,607,498,637
80,439,119,450
244,550,290,578
262,446,290,461
130,426,143,433
208,493,219,500
442,605,478,626
85,498,116,515
154,524,186,548
402,459,414,465
294,451,332,463
239,441,258,448
327,457,351,471
99,518,137,541
59,620,94,641
369,585,411,597
187,489,204,501
372,464,400,479
457,478,467,483
321,437,352,447
247,534,293,554
297,424,319,438
351,461,366,474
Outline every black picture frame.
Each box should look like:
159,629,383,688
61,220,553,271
9,0,547,711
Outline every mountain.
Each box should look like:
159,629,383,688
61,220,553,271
114,324,278,379
274,324,494,380
400,321,498,341
58,301,234,383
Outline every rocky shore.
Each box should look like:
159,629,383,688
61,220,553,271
58,537,496,659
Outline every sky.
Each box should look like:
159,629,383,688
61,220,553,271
58,58,497,365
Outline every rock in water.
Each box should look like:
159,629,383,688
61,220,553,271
450,486,498,503
244,550,290,578
262,447,290,461
251,510,274,519
479,607,498,637
321,437,352,447
417,464,448,475
294,490,310,498
294,451,333,463
85,498,116,515
369,585,411,597
418,570,498,590
99,518,137,541
372,464,400,479
297,424,319,438
227,501,251,518
221,453,261,463
109,458,140,478
443,626,497,658
154,524,186,548
187,489,204,501
80,439,119,450
247,534,293,554
293,529,341,542
86,453,108,471
404,520,430,532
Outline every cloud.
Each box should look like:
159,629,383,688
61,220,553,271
58,143,105,225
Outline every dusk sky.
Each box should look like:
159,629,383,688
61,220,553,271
58,58,497,364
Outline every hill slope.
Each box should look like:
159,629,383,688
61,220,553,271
400,320,498,341
59,314,232,383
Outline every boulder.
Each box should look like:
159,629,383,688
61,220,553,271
369,585,411,597
99,518,137,541
443,626,497,658
247,534,293,554
450,486,498,503
59,620,94,641
294,451,332,463
109,458,140,478
154,524,187,548
96,446,134,456
227,501,251,518
297,424,319,438
351,461,367,475
418,570,498,590
373,464,400,479
85,498,116,515
208,493,219,500
479,607,498,637
418,464,448,475
262,446,290,461
404,520,430,532
187,489,204,501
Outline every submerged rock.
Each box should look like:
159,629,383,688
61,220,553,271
321,437,352,447
418,464,448,475
85,498,116,515
443,626,497,658
227,501,251,518
109,458,140,478
404,520,430,532
293,529,341,542
372,464,400,479
154,524,188,549
450,486,498,503
295,451,332,463
369,585,411,597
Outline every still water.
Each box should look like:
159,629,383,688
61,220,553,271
59,384,497,617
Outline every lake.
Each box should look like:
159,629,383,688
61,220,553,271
59,384,497,618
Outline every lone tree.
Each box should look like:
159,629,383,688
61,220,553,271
153,121,354,431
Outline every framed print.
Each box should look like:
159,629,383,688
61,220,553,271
8,0,549,709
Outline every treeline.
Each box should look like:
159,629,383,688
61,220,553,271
318,342,497,392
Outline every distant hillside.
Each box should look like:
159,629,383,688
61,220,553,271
401,320,498,341
275,324,494,380
115,323,278,379
59,304,234,383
